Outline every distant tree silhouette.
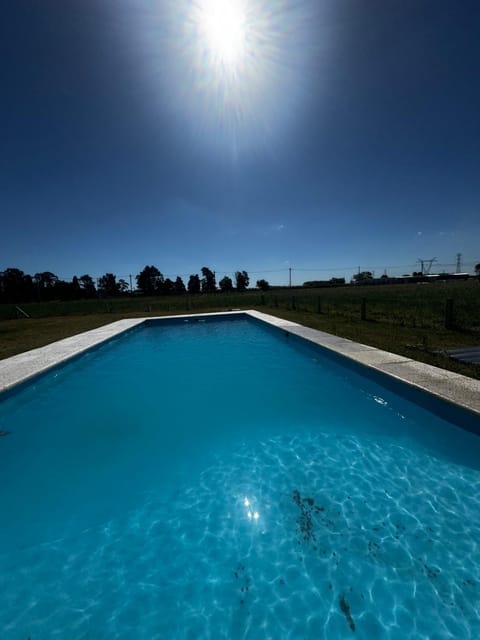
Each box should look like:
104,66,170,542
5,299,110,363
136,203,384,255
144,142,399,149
34,272,58,289
78,274,97,298
0,268,34,303
66,278,81,300
256,279,270,291
52,279,78,301
235,270,249,291
219,275,234,292
118,279,129,294
174,276,186,294
34,271,59,300
98,273,120,297
71,276,81,297
352,271,373,284
136,265,164,296
188,274,200,294
201,267,216,293
475,263,480,279
163,278,174,295
23,274,35,301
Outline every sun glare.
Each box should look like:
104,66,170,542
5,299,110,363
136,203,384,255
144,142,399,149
198,0,246,67
130,0,319,156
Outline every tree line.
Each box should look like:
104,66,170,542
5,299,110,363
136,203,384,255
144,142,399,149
0,266,271,304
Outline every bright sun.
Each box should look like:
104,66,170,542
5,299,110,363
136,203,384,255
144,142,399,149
140,0,314,154
197,0,247,68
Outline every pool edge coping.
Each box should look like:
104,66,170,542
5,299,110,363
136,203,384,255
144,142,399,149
247,309,480,416
1,310,479,416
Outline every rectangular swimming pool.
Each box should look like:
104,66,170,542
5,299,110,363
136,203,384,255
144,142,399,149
1,313,479,639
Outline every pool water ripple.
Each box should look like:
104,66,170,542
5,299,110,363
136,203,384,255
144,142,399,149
2,430,480,639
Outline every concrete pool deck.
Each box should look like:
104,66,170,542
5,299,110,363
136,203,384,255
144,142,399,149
0,310,479,417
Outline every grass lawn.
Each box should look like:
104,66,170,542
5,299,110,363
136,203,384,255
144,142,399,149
1,281,479,379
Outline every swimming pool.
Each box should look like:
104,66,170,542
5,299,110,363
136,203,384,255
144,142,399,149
1,312,479,638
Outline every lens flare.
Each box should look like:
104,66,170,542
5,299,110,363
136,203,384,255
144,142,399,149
126,0,321,157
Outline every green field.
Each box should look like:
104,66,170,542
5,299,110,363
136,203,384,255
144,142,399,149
1,280,479,379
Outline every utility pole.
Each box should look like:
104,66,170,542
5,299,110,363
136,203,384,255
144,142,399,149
129,274,133,294
289,267,292,288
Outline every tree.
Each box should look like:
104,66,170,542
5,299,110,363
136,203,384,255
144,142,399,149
33,271,58,289
475,263,480,279
0,268,34,303
235,270,249,291
97,273,120,297
51,279,76,301
219,275,234,292
174,276,186,294
163,278,174,295
22,274,35,302
256,279,270,291
71,276,81,298
187,274,200,294
201,267,216,293
34,271,59,300
118,279,130,294
78,274,97,298
352,271,373,284
136,265,164,296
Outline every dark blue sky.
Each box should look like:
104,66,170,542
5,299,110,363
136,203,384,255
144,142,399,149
1,0,479,285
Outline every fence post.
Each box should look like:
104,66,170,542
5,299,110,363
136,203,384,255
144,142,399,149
445,298,454,329
361,298,367,321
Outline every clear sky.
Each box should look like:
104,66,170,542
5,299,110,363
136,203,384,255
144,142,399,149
1,0,479,286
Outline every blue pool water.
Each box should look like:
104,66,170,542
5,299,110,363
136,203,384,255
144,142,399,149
1,316,480,639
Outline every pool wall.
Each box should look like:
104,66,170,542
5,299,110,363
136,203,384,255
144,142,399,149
1,310,479,425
